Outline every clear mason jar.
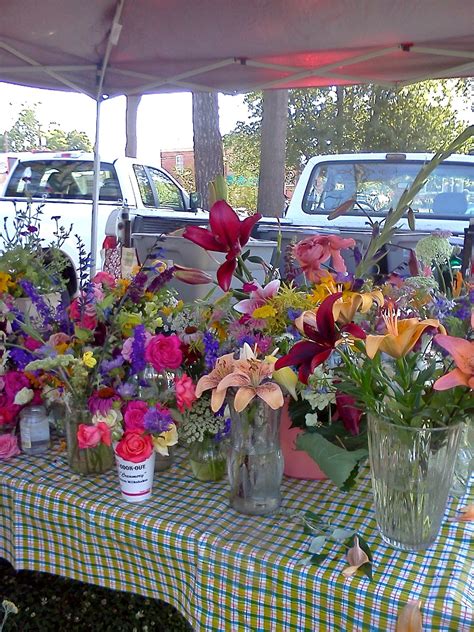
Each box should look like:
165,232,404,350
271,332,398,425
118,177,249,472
19,404,50,455
367,415,464,551
188,436,226,482
227,396,284,516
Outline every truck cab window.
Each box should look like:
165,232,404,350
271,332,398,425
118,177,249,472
133,164,155,207
147,167,185,211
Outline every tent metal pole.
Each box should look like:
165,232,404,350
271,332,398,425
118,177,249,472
90,97,102,277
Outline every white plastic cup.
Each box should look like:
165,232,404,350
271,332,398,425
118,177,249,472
115,450,156,503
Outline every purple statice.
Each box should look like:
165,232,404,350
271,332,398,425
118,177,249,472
287,308,302,322
127,271,148,303
117,382,137,399
432,296,456,321
147,266,175,293
203,331,219,371
452,296,471,321
9,347,35,370
143,404,174,434
130,324,147,375
215,416,231,443
100,355,125,373
19,279,53,327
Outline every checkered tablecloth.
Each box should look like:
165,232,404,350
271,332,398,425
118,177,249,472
0,444,472,631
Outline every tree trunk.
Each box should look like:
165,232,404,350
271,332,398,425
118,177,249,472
125,95,142,158
257,90,289,217
192,92,224,210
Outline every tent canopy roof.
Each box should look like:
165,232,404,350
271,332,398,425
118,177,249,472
1,0,473,100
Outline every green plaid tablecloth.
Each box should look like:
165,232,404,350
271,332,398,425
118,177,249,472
0,445,472,631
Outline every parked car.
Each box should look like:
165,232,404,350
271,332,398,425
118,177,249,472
0,151,207,292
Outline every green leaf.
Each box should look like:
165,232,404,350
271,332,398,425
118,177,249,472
295,432,368,489
296,555,314,566
359,561,373,581
311,554,328,564
308,536,326,554
330,528,355,542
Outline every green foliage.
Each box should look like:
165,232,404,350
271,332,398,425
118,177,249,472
4,105,92,153
0,202,72,296
223,79,472,201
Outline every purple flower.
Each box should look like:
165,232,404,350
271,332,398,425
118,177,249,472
130,324,147,375
147,267,175,293
88,388,120,416
203,331,219,371
9,347,35,370
117,382,137,399
19,280,53,327
143,405,174,434
100,356,125,373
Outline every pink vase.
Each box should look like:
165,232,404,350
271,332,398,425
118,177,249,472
280,399,328,480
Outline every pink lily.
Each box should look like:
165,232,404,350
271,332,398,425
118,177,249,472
433,335,474,390
233,279,281,315
173,264,213,285
195,352,236,412
183,200,261,291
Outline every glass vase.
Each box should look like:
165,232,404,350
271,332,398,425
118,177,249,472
367,415,464,551
227,397,284,516
155,445,175,472
450,422,474,497
64,407,114,475
188,436,226,482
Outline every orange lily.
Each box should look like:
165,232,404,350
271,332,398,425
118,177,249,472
332,289,384,325
216,357,284,412
365,305,445,359
195,352,236,412
395,600,423,632
433,335,474,390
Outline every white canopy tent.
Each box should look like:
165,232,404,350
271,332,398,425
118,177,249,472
1,0,473,270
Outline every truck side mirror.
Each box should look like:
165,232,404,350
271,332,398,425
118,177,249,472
190,191,202,209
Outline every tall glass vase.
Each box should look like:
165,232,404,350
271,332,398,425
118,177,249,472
227,397,284,516
368,415,464,551
64,407,114,475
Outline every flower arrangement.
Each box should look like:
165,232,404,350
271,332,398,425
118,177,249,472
0,201,72,298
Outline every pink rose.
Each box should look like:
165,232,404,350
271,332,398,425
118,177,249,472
0,434,21,460
293,234,355,282
115,431,153,463
3,371,30,403
92,271,116,288
96,421,112,446
175,374,197,412
69,297,97,330
124,401,149,432
145,334,183,371
77,424,102,449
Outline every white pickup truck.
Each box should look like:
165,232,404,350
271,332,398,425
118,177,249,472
257,152,474,273
0,151,208,292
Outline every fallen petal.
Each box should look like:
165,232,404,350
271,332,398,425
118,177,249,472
449,505,474,522
396,600,423,632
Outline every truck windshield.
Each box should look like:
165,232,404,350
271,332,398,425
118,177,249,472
302,160,474,219
4,160,121,201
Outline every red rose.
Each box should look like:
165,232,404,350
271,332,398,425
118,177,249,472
115,431,153,463
145,334,183,372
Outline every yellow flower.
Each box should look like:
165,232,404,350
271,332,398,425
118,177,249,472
117,312,142,337
365,305,446,359
82,351,97,368
152,423,178,456
0,272,14,294
252,304,277,319
116,278,131,296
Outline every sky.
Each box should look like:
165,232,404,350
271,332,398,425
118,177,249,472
0,82,250,163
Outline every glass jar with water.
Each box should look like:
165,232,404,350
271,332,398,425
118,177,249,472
19,405,51,455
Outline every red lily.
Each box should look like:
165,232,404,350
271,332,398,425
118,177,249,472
274,293,366,384
183,200,261,291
